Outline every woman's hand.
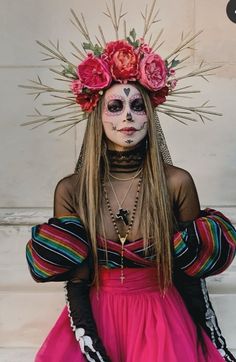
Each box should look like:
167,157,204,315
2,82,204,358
65,280,111,362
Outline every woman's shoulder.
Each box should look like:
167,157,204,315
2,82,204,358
164,164,194,190
164,164,200,221
54,173,79,216
55,173,79,194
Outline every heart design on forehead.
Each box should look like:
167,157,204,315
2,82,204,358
123,88,130,97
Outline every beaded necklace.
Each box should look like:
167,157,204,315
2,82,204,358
103,172,143,283
108,168,142,225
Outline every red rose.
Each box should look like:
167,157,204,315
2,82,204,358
77,55,112,91
139,53,167,91
104,40,139,82
150,86,169,107
76,92,100,113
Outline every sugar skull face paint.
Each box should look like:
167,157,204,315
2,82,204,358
102,83,148,151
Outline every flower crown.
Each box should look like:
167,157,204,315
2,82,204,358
20,0,221,134
70,34,175,113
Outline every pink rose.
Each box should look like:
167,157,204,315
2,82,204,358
77,55,112,91
139,53,167,91
168,79,178,90
104,40,139,82
170,79,177,89
139,42,153,55
76,92,100,113
169,68,176,76
70,79,82,95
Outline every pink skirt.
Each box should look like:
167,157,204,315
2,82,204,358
35,268,224,362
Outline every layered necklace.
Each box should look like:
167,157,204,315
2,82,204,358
102,142,145,283
108,167,143,225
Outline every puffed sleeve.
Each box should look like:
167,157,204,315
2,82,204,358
173,208,236,277
26,174,91,282
26,215,91,282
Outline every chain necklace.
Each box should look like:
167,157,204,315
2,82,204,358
108,172,138,225
103,173,143,283
109,167,142,181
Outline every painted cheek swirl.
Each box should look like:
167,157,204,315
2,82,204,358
139,121,148,130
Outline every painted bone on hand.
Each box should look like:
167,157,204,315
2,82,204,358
65,280,111,362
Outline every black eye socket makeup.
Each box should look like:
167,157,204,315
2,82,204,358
130,98,146,113
107,99,123,113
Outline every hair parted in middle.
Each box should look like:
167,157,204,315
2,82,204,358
73,83,174,290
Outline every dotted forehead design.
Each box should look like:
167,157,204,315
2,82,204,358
105,94,124,102
105,90,141,101
129,93,144,101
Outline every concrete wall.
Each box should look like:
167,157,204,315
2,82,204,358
0,0,235,360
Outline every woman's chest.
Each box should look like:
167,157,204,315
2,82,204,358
98,177,144,242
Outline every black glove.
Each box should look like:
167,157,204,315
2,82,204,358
65,280,111,362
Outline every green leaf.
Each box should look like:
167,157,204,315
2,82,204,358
129,28,136,41
126,35,139,48
93,44,103,56
62,64,77,77
171,58,180,68
84,88,92,94
83,42,93,50
133,40,140,48
82,42,103,56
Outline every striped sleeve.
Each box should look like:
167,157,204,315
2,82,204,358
26,216,90,282
173,208,236,278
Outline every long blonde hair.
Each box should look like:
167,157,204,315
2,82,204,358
74,85,174,290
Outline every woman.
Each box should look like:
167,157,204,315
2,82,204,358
24,2,236,360
26,81,236,362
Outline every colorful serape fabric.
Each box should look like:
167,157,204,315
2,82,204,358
173,208,236,277
97,235,155,268
26,216,90,282
26,209,236,283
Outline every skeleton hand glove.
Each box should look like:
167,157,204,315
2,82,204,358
65,280,111,362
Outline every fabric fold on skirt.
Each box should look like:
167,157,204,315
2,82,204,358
35,267,224,362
